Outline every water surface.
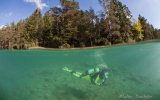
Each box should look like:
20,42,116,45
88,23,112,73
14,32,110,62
0,41,160,100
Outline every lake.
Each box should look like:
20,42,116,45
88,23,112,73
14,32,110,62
0,41,160,100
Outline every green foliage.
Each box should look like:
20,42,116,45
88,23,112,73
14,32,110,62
25,8,42,44
98,0,133,44
138,15,155,40
0,0,159,49
154,29,160,39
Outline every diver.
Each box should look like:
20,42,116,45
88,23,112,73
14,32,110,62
63,64,109,86
80,65,109,86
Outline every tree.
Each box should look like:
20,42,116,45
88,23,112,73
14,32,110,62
154,29,160,39
59,0,80,47
0,0,159,49
42,7,63,47
138,15,155,40
133,20,144,41
25,8,43,45
98,0,134,44
117,1,133,42
107,0,122,44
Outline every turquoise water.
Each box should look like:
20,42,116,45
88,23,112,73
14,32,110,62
0,42,160,100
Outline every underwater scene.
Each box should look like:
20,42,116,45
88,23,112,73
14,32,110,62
0,41,160,100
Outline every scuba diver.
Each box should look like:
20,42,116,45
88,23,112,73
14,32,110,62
80,65,109,86
63,64,109,86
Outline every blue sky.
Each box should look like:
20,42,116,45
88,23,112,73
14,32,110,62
0,0,160,29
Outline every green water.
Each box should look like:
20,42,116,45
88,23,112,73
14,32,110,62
0,42,160,100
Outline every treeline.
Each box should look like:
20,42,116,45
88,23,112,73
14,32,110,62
0,0,160,49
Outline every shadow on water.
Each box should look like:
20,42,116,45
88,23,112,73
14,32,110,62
0,85,7,100
126,74,147,84
53,85,97,100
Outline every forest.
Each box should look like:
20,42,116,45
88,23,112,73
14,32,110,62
0,0,160,49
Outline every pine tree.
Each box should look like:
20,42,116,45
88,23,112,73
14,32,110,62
154,29,160,39
138,15,155,40
117,1,132,42
25,8,42,46
0,0,159,49
99,0,134,44
59,0,80,47
42,7,63,47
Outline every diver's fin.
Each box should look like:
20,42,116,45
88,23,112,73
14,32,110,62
63,67,90,80
75,72,82,75
72,73,81,77
81,75,90,80
63,67,72,73
63,67,81,77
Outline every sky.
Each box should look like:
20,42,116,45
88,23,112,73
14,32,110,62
0,0,160,29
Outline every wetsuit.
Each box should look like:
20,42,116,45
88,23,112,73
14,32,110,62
80,67,108,85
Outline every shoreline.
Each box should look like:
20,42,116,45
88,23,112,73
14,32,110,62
28,42,134,50
28,39,160,51
28,45,107,50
